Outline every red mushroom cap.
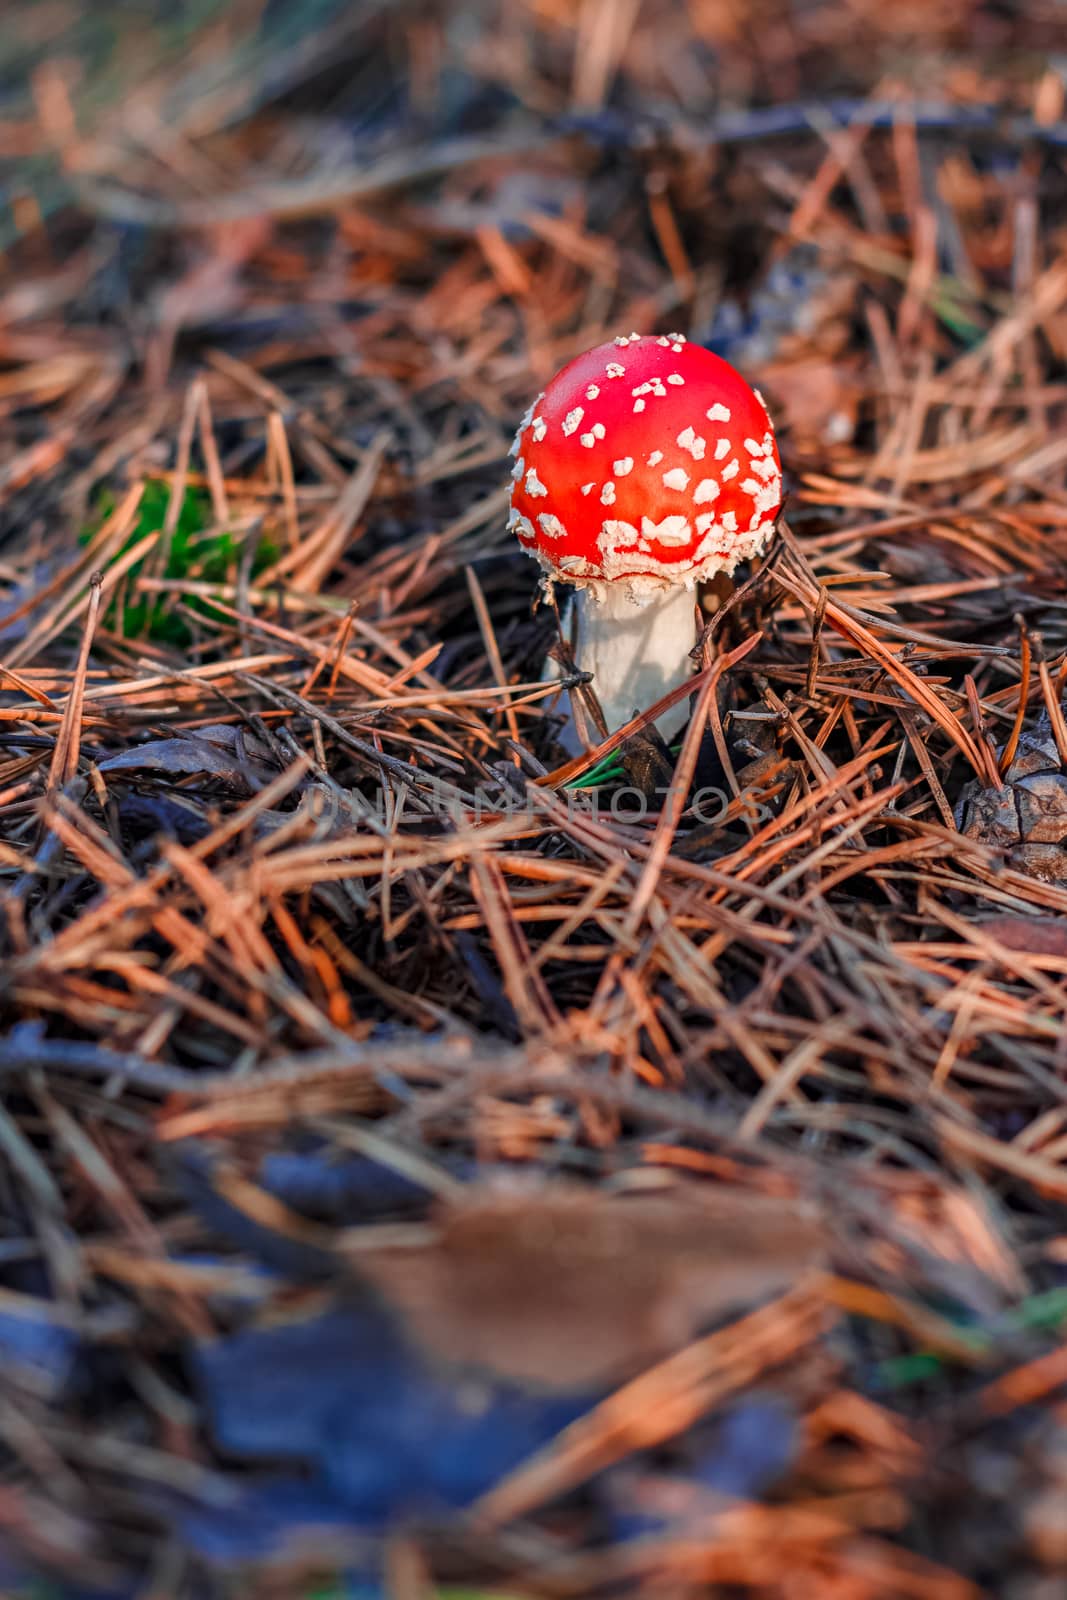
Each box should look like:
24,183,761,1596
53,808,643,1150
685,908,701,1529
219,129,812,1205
508,333,781,595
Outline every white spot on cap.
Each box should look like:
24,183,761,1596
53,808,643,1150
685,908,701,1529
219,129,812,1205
580,432,596,447
509,510,536,543
656,336,670,346
606,363,626,378
714,438,731,461
755,388,767,408
586,384,600,399
646,450,663,466
722,459,739,481
633,399,646,413
667,374,685,385
753,456,778,481
614,335,631,347
580,481,595,495
694,478,719,504
744,437,765,456
695,513,716,536
722,511,738,531
511,455,525,481
592,422,605,440
614,457,634,476
525,468,548,497
600,482,616,505
741,478,761,496
667,332,686,343
671,343,684,353
513,399,535,445
706,403,731,422
629,330,640,340
532,416,547,442
563,407,584,436
662,467,690,491
642,514,691,547
676,427,706,460
599,520,640,551
537,513,567,539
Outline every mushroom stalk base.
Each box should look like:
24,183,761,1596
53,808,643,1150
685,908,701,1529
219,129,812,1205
555,582,698,751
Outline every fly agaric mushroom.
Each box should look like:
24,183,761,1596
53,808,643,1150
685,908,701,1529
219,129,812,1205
508,332,781,744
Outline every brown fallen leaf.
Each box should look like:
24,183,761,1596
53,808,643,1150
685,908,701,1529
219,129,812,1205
343,1180,826,1391
760,356,862,451
976,915,1067,959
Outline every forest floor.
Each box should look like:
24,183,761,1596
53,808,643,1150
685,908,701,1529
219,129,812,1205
2,3,1067,1596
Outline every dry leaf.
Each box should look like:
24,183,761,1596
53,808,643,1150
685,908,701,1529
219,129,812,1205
345,1181,825,1390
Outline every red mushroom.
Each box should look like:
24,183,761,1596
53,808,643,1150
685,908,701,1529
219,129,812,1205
508,332,781,744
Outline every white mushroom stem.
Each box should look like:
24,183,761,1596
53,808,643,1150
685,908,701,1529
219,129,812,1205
554,582,698,750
